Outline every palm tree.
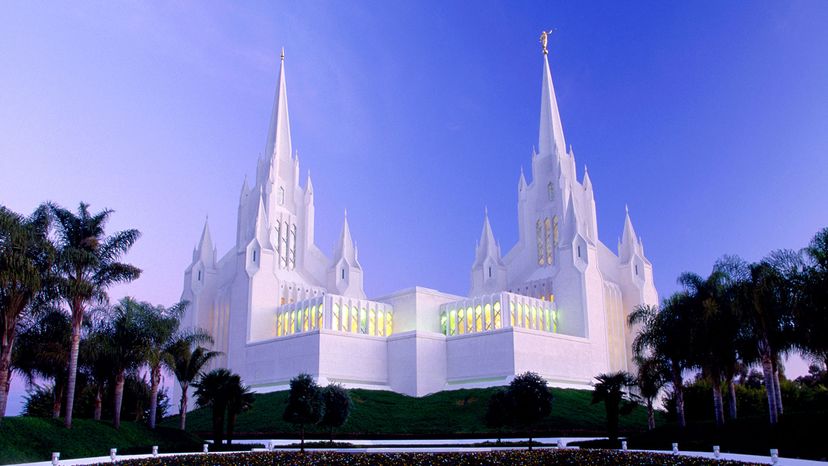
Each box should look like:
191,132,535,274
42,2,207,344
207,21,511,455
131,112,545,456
137,300,204,429
80,323,112,421
165,338,219,430
224,374,254,445
628,295,694,428
193,368,231,445
102,298,152,429
0,204,55,420
50,203,141,428
634,355,667,430
12,307,71,419
799,228,828,369
592,371,637,441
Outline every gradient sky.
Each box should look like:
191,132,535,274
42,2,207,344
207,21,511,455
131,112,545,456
2,1,827,415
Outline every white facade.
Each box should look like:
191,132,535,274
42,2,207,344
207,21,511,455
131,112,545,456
179,47,658,398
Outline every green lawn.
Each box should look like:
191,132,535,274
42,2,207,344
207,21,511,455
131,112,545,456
163,386,658,438
0,417,202,465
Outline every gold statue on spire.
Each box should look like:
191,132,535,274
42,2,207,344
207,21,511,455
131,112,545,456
540,29,555,55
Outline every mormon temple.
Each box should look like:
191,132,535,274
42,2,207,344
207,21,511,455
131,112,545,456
180,42,659,397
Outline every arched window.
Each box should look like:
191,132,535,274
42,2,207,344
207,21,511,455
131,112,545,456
450,309,457,335
466,307,474,333
493,301,502,329
544,217,552,265
369,308,376,335
484,304,492,330
278,186,285,205
377,310,385,336
288,224,297,270
351,306,359,333
548,182,554,201
475,305,483,332
385,311,393,336
332,303,340,331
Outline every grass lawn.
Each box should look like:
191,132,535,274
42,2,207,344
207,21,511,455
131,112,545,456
84,449,763,466
0,417,202,465
163,386,659,439
571,410,828,461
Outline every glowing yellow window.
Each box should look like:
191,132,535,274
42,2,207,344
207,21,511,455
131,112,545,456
457,309,465,335
310,306,317,329
351,306,359,333
359,307,367,334
509,302,515,327
466,307,473,333
440,311,447,335
484,304,492,330
369,309,376,335
531,306,537,330
475,305,483,332
450,309,457,335
385,312,393,336
523,304,530,328
538,306,544,330
317,305,324,329
276,314,282,336
494,301,502,329
332,304,340,331
552,310,559,332
377,310,385,336
303,307,310,332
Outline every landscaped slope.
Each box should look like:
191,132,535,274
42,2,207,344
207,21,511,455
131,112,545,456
0,417,202,465
164,387,657,438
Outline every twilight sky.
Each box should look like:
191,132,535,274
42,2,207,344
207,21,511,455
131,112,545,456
1,2,827,413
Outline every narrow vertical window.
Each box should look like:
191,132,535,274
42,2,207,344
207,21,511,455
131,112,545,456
341,268,345,280
288,224,297,270
493,301,502,329
577,245,582,258
488,266,492,278
278,186,285,205
544,217,552,265
484,304,492,330
274,223,282,260
548,182,554,201
197,270,202,281
553,216,559,247
332,304,340,331
252,250,257,262
536,219,545,265
635,264,639,276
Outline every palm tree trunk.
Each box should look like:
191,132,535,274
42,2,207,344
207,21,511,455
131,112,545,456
148,365,160,429
179,382,188,430
113,370,126,430
528,430,533,451
211,404,224,446
52,382,64,419
761,355,778,424
647,400,655,430
672,363,686,428
63,306,83,429
227,412,237,446
94,386,102,421
711,377,725,427
727,379,737,420
772,362,784,415
0,326,15,420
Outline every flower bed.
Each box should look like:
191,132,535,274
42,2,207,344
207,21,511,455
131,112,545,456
97,449,762,465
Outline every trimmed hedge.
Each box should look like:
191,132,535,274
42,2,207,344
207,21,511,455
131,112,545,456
93,450,762,466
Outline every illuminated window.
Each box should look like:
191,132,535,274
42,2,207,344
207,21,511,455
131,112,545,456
475,305,483,332
332,304,340,331
351,306,358,333
551,310,559,332
538,306,544,330
536,220,545,265
276,313,282,336
509,302,515,327
494,301,502,329
545,308,551,331
310,306,317,329
457,309,465,335
385,312,393,336
290,311,296,334
440,311,447,335
553,216,559,248
359,307,367,334
531,306,537,330
484,304,492,330
303,307,310,332
466,307,474,333
377,310,385,336
450,309,457,335
369,308,376,335
523,304,530,329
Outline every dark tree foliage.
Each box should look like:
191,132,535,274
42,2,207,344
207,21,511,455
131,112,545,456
320,384,351,443
194,368,233,446
507,372,553,450
283,373,324,451
592,371,637,441
484,389,512,443
225,375,254,445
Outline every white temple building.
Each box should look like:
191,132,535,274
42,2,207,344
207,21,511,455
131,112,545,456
180,44,659,397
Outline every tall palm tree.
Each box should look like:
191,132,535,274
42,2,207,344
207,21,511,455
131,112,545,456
592,371,637,441
165,338,219,430
0,204,54,420
50,203,141,428
137,300,207,429
102,298,152,429
12,307,71,419
628,295,694,428
799,228,828,369
634,355,667,430
80,322,113,421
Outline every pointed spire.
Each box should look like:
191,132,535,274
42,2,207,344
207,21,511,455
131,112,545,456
518,166,527,192
620,205,641,261
474,208,503,267
583,165,593,193
196,217,215,265
239,175,249,203
538,50,567,159
333,209,359,266
563,190,582,241
305,171,314,197
264,47,292,164
253,191,270,248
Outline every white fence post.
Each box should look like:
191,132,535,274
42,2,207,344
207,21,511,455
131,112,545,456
51,452,60,466
556,439,564,449
109,448,117,463
203,443,209,453
152,446,158,457
770,449,779,464
713,445,720,459
672,443,679,455
621,441,627,451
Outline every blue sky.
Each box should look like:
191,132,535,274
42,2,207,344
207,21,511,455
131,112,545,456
1,2,827,413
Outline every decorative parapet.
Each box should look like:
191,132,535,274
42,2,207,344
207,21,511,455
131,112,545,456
275,294,394,338
439,292,558,337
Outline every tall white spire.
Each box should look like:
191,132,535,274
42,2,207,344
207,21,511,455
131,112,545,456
619,205,642,262
473,208,503,267
264,48,292,166
195,217,215,266
332,210,359,266
538,48,567,159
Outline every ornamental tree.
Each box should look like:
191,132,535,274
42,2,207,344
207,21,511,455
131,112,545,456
508,371,553,450
320,383,351,443
283,373,324,451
